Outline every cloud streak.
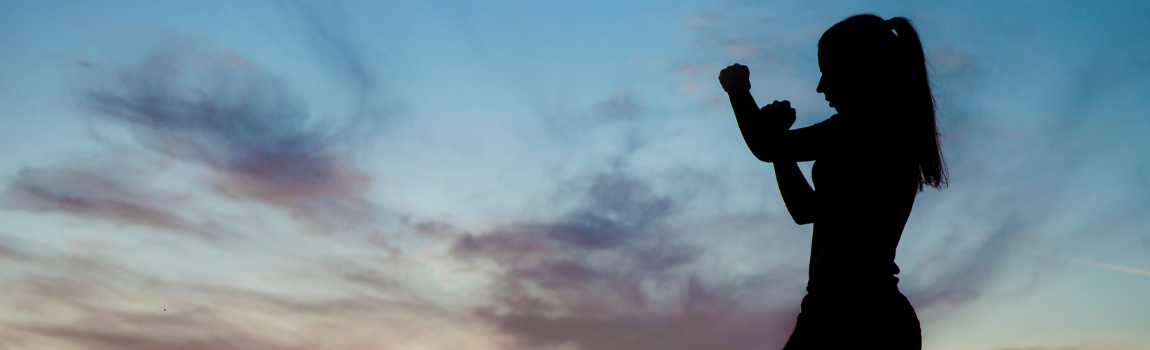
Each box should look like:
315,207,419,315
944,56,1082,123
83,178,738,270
0,237,507,350
3,160,227,240
1023,247,1150,279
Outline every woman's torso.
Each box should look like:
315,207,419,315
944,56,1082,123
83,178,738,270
806,115,919,289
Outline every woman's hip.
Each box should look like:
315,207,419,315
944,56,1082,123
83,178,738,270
783,289,921,349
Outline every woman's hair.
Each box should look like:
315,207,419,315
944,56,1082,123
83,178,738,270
818,14,947,191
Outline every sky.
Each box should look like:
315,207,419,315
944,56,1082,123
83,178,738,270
0,0,1148,349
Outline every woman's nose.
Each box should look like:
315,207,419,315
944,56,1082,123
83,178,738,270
816,76,825,93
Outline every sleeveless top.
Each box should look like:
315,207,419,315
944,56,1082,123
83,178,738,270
802,113,919,289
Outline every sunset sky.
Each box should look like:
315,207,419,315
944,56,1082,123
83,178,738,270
0,1,1148,349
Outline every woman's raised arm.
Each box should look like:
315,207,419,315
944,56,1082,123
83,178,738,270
720,64,828,163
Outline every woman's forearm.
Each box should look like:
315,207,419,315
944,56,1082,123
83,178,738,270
727,90,775,162
773,161,815,225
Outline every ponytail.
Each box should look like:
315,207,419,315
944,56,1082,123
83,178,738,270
888,17,948,190
819,14,948,190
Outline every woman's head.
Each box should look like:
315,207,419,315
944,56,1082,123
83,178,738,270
818,14,947,190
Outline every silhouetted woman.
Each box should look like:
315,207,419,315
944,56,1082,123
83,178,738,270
718,14,946,349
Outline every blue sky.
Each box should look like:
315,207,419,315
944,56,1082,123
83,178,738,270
0,1,1148,349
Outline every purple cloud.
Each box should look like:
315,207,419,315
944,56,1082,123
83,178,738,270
3,3,394,237
79,47,380,233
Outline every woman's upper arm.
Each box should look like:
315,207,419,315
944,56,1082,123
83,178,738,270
752,116,838,163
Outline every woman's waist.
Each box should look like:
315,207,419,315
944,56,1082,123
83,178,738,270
806,275,901,295
805,269,901,288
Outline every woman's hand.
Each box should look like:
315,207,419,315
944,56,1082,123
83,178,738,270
762,100,797,131
718,64,751,93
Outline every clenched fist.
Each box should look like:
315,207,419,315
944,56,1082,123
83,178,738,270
762,100,796,131
718,63,751,93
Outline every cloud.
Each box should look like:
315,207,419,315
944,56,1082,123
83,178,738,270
59,0,400,236
1023,247,1150,279
452,169,805,349
4,2,398,238
3,161,228,240
0,237,507,350
277,0,379,98
0,237,34,261
901,215,1026,314
594,91,642,122
545,91,648,137
478,280,797,350
79,46,381,234
454,170,682,310
18,324,306,350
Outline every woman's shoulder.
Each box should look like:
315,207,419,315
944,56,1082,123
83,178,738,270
815,113,843,125
802,114,848,135
810,113,867,132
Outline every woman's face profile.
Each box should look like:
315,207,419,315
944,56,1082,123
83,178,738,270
816,47,846,111
817,44,894,114
817,46,873,113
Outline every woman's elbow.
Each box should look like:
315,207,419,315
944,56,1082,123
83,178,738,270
787,210,813,225
745,137,782,162
749,148,775,163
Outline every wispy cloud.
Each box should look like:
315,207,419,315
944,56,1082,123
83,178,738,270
276,0,392,143
452,169,803,349
544,90,648,138
3,160,228,240
80,46,379,234
1023,247,1150,279
901,214,1027,314
5,3,396,236
454,170,686,310
0,237,507,350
